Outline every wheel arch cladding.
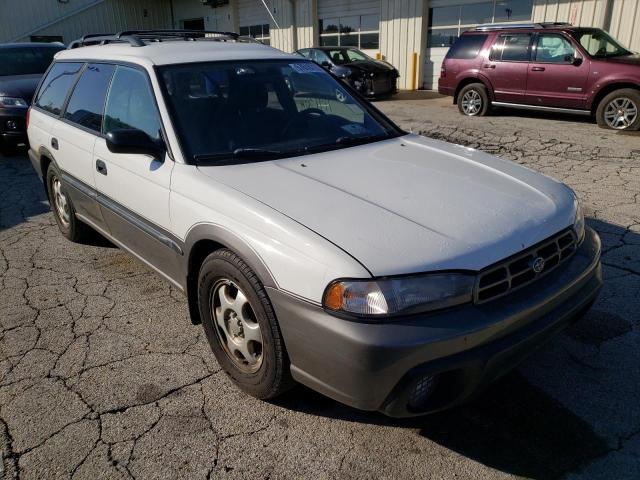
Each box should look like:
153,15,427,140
454,77,493,104
184,224,278,325
38,147,57,197
590,83,640,113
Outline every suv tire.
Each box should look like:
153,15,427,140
596,88,640,130
198,248,294,399
46,163,91,242
457,83,490,117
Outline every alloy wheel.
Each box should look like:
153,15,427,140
461,90,483,116
211,279,264,373
52,176,71,227
603,97,638,129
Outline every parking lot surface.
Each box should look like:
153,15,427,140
1,94,639,479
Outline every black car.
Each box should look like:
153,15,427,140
0,43,65,154
297,47,399,98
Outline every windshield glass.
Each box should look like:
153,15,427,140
327,49,369,64
572,29,631,58
158,60,398,162
0,46,64,76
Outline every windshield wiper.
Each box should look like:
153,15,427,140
335,134,391,146
194,148,283,163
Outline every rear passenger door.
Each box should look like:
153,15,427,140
52,63,116,229
484,33,533,103
93,65,180,283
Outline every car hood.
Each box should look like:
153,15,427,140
346,60,396,74
601,53,640,65
0,74,42,104
197,135,576,276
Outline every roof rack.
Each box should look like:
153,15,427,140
472,22,572,31
68,29,247,49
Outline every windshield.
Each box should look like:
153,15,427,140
327,49,369,64
571,29,631,58
0,46,64,76
158,60,398,163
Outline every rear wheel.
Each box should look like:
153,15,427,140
198,249,294,399
457,83,490,117
596,88,640,130
46,163,91,242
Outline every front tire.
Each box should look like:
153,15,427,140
596,88,640,130
198,249,294,399
457,83,490,117
46,163,91,242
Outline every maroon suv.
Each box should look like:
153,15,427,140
438,23,640,130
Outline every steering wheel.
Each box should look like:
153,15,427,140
280,108,326,137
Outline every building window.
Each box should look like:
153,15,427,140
318,14,379,50
239,24,270,45
427,0,533,48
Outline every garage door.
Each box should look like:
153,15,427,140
238,0,272,44
422,0,533,89
317,0,381,55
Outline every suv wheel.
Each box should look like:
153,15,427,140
46,163,91,242
457,83,490,117
596,89,640,130
198,249,294,399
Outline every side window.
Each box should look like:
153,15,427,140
314,50,331,65
446,34,488,60
35,62,83,115
490,34,532,62
103,66,161,141
535,34,577,63
64,64,116,132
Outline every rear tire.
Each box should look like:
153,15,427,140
457,83,490,117
198,248,294,400
596,88,640,130
46,163,91,242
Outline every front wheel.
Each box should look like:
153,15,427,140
457,83,490,117
596,88,640,130
198,249,294,399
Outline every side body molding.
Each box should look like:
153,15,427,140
182,223,278,325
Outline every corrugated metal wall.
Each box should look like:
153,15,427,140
317,0,380,19
171,0,234,31
608,0,640,51
238,0,271,27
296,0,317,48
380,0,425,90
1,0,171,44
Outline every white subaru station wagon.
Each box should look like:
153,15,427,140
27,30,602,417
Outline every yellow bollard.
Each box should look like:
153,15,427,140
411,52,417,91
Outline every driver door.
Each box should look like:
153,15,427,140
525,33,590,109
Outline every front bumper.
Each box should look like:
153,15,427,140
0,107,28,146
269,227,602,417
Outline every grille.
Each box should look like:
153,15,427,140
474,229,578,304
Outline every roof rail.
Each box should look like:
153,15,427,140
68,29,244,49
472,22,572,31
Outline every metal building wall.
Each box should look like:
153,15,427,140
1,0,171,44
608,0,640,51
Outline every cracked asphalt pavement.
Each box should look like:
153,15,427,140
1,93,639,479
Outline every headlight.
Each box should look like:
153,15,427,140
0,97,28,108
323,273,475,318
573,197,585,243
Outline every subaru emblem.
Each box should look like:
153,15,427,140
532,257,545,273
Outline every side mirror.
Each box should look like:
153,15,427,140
106,129,165,158
321,61,331,69
571,55,583,66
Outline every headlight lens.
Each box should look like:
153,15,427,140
573,197,585,243
323,273,475,318
0,97,28,108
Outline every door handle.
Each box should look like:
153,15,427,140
531,67,546,72
51,137,59,150
483,64,496,69
96,159,108,176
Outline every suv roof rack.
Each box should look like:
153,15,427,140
68,29,249,49
472,22,572,31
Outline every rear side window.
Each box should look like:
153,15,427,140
35,62,83,115
103,66,162,141
490,33,532,62
446,34,488,59
64,64,116,132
